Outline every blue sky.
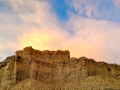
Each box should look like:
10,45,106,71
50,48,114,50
48,0,69,21
0,0,120,64
49,0,120,23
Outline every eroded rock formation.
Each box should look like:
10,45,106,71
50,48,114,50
0,46,120,90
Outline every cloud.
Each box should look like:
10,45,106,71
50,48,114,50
0,0,120,65
113,0,120,9
0,0,69,60
66,13,120,64
17,29,70,50
64,0,120,64
66,0,99,17
66,0,120,23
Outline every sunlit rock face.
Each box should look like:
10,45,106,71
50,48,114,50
0,46,120,90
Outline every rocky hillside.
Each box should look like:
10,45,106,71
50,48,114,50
0,46,120,90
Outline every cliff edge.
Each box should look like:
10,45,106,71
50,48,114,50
0,46,120,90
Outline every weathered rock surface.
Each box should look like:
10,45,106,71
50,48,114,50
0,46,120,90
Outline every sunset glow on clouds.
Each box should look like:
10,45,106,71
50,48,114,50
0,0,120,64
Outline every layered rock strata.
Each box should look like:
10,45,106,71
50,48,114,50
0,46,120,90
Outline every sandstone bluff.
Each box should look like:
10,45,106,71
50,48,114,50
0,46,120,90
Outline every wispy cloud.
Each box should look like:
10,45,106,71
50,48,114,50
67,14,120,63
0,0,120,64
0,0,68,59
66,0,120,23
65,0,120,64
66,0,99,17
113,0,120,9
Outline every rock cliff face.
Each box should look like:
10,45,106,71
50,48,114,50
0,46,120,90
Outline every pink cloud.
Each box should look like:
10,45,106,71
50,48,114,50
0,0,120,65
66,14,120,63
66,0,100,17
113,0,120,9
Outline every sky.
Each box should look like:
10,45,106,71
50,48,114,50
0,0,120,64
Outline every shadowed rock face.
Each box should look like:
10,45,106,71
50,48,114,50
0,46,120,90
